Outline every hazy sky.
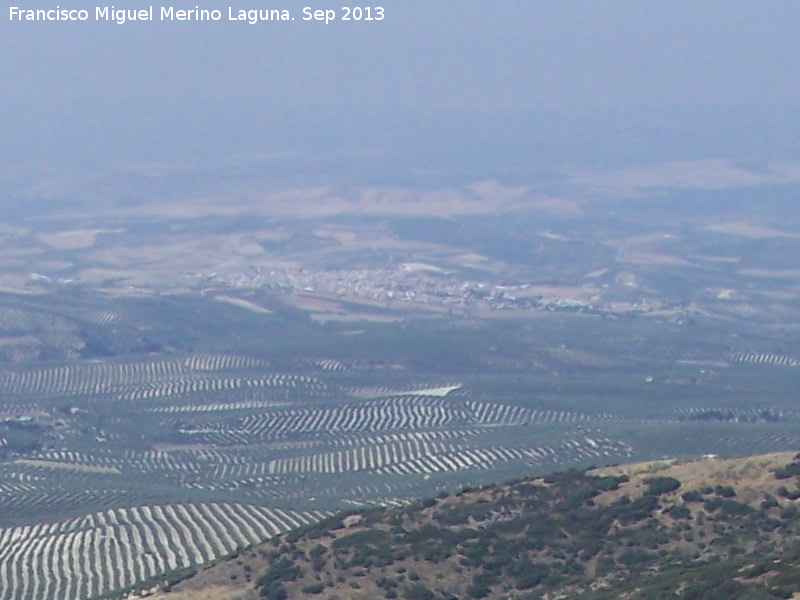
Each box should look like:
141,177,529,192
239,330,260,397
2,1,799,166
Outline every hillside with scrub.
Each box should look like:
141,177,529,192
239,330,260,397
146,451,800,600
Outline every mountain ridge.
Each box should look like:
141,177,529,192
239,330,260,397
140,451,800,600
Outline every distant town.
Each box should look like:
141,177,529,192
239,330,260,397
185,262,680,319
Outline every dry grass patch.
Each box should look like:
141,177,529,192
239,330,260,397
592,452,795,505
147,582,254,600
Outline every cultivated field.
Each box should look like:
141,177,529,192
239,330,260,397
0,195,798,599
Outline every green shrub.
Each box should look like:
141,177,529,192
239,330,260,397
258,583,287,600
668,504,692,519
714,485,736,498
761,495,779,510
510,559,550,589
774,462,800,480
682,490,704,503
466,583,491,598
719,500,753,517
403,583,435,600
645,477,681,495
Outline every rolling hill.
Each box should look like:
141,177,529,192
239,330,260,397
143,451,800,600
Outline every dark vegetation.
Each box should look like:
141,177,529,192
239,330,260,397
242,453,800,600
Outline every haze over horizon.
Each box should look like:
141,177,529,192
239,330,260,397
2,2,799,171
3,6,800,600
